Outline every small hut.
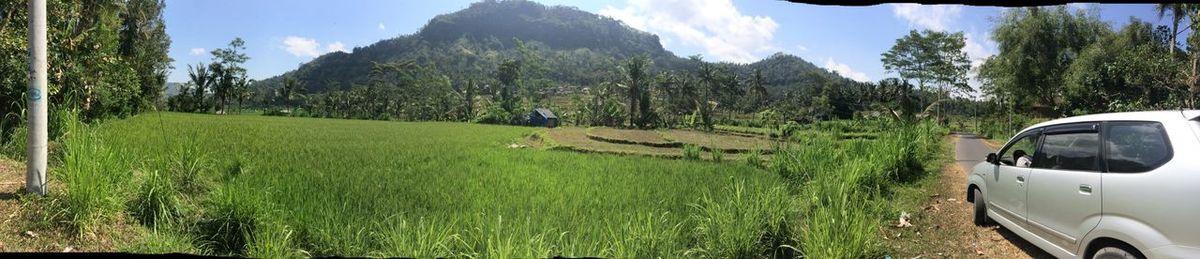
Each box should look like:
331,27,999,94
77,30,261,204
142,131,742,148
529,108,559,128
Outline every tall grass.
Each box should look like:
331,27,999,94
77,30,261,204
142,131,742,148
81,112,791,257
44,112,945,257
369,216,459,258
688,180,793,258
775,121,945,258
129,168,183,227
54,110,133,235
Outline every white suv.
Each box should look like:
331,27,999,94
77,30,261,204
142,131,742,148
967,110,1200,259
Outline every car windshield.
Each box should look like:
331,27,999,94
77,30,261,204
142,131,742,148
0,0,1193,257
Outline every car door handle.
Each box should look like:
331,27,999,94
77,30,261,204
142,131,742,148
1079,184,1092,194
1016,175,1025,183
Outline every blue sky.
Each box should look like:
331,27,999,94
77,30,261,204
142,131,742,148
164,0,1178,89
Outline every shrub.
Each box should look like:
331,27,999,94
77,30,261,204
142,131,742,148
710,149,724,162
682,144,702,160
743,150,764,168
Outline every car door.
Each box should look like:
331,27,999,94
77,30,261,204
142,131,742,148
1026,122,1102,251
988,130,1040,225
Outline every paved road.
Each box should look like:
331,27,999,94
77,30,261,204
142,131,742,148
951,133,1054,258
955,133,995,170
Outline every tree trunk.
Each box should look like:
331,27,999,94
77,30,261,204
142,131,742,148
1189,54,1199,108
1170,21,1178,56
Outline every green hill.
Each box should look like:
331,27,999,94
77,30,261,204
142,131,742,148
253,0,850,96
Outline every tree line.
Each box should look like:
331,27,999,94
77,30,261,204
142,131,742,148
980,5,1200,116
253,35,949,133
166,38,254,114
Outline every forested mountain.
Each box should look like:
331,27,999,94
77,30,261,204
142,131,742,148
253,0,848,96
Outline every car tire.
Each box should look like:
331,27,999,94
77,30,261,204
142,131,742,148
1092,246,1143,259
972,188,988,226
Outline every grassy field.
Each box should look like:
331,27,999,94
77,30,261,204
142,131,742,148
22,112,947,258
58,112,794,257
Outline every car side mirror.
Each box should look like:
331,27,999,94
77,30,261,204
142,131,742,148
986,153,998,165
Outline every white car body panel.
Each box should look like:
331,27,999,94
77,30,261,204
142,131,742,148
967,110,1200,259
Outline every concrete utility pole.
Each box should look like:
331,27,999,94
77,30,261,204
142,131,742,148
26,0,48,196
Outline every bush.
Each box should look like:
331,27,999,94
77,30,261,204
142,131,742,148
682,144,702,160
472,103,515,125
710,149,724,162
743,150,764,168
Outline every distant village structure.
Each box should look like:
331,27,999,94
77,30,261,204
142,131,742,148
530,108,559,128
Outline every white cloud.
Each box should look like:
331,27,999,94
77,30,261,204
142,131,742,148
326,41,347,53
282,37,350,58
1067,3,1095,11
962,32,995,69
891,4,962,32
599,0,778,63
189,48,206,56
822,58,871,82
378,23,386,30
282,36,321,58
795,44,808,52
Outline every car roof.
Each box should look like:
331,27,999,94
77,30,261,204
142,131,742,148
1019,110,1200,134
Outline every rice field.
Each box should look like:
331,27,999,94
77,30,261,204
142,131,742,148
39,112,946,258
71,112,795,257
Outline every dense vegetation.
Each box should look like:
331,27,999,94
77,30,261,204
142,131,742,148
979,5,1200,117
0,0,172,139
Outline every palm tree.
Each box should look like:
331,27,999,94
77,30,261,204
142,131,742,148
1156,4,1196,55
278,77,304,114
186,63,211,112
620,56,650,128
693,60,721,131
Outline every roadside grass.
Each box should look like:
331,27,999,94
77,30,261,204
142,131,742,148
772,121,947,258
880,134,962,257
54,111,133,235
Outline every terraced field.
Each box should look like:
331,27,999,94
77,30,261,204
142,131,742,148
540,127,783,160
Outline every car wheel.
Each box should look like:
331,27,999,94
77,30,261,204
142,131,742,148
972,188,988,226
1092,246,1143,259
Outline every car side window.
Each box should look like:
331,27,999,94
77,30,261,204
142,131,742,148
1105,122,1173,173
998,133,1039,167
1033,132,1100,171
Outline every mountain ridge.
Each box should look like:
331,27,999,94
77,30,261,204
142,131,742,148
252,0,852,96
